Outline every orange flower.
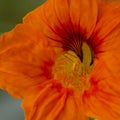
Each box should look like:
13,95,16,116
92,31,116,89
0,0,120,120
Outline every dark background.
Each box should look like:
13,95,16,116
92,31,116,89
0,0,45,32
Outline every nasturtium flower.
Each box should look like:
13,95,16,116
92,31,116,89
0,0,120,120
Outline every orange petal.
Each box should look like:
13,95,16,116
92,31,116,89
92,0,120,84
22,80,87,120
84,4,120,119
69,0,100,38
0,24,59,98
23,0,101,46
83,58,120,120
90,1,120,53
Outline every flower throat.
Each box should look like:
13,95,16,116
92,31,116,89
52,42,94,91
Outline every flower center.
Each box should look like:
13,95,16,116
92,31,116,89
52,42,93,91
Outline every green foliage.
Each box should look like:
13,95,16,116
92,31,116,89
88,117,96,120
0,0,46,32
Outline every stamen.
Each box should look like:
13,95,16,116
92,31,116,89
52,42,94,91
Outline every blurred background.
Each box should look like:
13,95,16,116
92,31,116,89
0,0,45,32
0,0,45,120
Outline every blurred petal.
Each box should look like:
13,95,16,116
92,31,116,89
0,24,58,98
23,0,101,45
83,60,120,120
22,80,87,120
90,1,120,54
83,1,120,120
